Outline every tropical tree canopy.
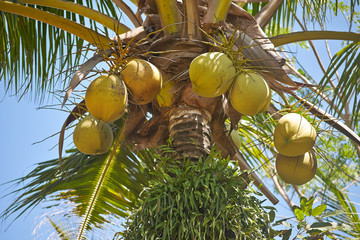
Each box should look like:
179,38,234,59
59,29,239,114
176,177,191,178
1,0,360,239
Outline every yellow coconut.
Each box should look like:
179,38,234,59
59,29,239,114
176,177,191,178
73,115,113,155
259,89,272,113
156,80,177,107
121,59,162,104
85,74,127,123
224,122,242,149
229,72,271,116
276,151,317,185
274,113,317,156
189,52,236,98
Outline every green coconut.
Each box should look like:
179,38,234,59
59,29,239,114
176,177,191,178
121,59,162,104
73,115,113,155
276,151,317,185
229,72,271,116
274,113,316,156
189,52,236,98
85,74,127,123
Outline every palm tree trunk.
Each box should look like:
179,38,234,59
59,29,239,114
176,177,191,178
148,36,214,161
169,104,212,161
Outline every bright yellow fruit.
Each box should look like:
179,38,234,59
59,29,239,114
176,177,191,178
229,72,271,116
276,151,317,185
73,115,113,155
274,113,316,156
121,59,162,104
259,89,272,113
85,74,127,123
189,52,236,98
156,80,176,107
224,122,241,149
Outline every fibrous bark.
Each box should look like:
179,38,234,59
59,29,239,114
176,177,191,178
169,104,212,160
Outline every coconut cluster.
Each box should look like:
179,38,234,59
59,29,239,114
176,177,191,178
73,59,162,155
188,52,271,116
187,52,272,148
71,52,318,188
274,113,317,185
186,51,318,186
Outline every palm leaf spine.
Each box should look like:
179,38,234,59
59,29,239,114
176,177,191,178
0,1,112,47
270,31,360,47
111,0,142,27
48,218,71,240
14,0,130,35
254,0,285,28
76,121,127,240
204,0,232,23
154,0,181,34
183,0,201,39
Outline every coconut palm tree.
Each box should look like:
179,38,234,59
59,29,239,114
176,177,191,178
1,0,360,239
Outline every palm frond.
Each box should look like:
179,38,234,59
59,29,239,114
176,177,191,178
270,31,360,47
0,0,129,101
0,11,84,101
183,0,201,39
244,0,360,35
317,169,360,238
1,140,157,238
16,0,130,35
233,114,275,169
254,0,284,29
243,0,296,34
0,2,112,47
111,0,142,27
204,0,232,23
319,42,360,125
76,116,129,240
154,0,181,34
48,217,71,240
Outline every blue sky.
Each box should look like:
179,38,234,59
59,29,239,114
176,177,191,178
0,95,69,239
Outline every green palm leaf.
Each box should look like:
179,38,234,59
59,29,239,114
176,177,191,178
319,42,360,125
1,137,156,238
48,217,72,240
317,169,360,238
244,0,359,34
0,11,84,101
270,31,360,47
0,0,127,101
